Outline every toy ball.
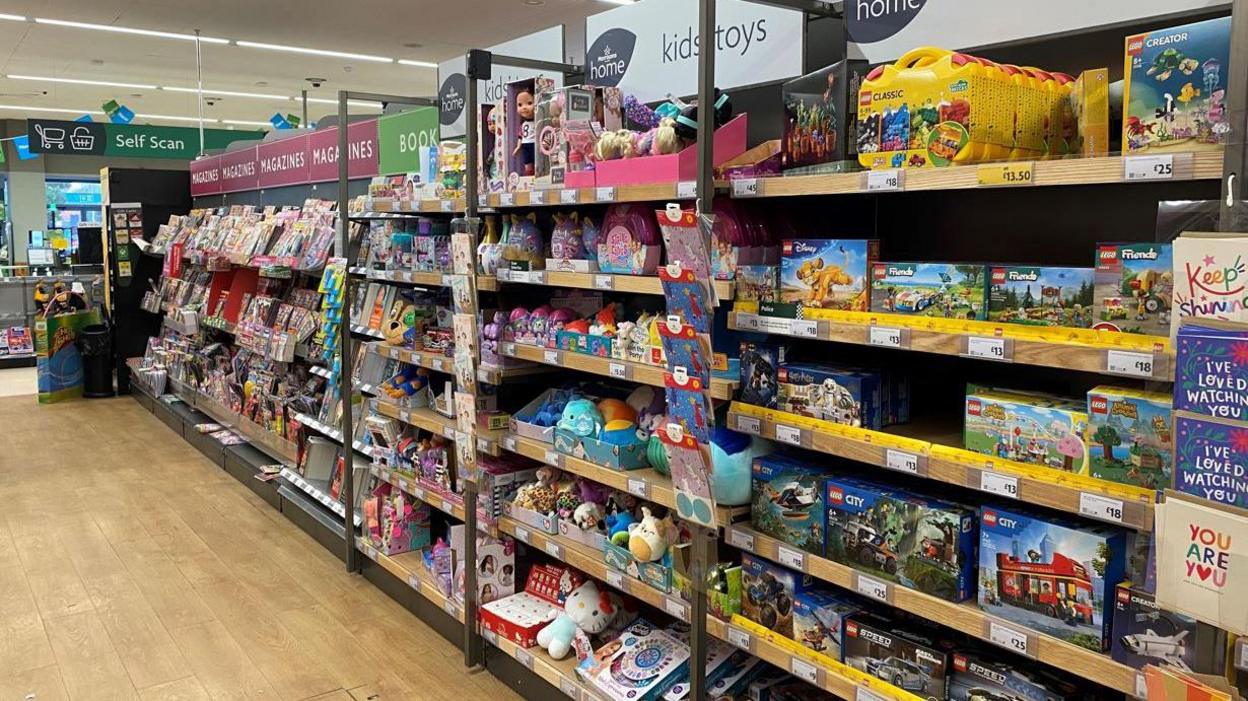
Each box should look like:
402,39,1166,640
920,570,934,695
647,434,669,475
708,425,772,506
596,398,637,424
600,420,640,446
557,398,602,438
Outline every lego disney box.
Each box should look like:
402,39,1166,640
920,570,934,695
978,506,1127,652
870,262,988,320
779,239,878,312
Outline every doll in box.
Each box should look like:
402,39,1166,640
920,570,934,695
514,87,537,177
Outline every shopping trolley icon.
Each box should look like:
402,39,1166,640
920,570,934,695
33,122,65,149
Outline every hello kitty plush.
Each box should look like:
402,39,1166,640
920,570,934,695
535,579,618,659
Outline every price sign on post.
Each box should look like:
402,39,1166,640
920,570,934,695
1125,154,1174,181
855,572,891,603
885,449,920,475
777,545,806,571
595,187,616,202
727,626,752,651
775,424,803,446
791,657,819,684
594,275,613,291
728,527,754,551
735,415,761,435
676,181,697,199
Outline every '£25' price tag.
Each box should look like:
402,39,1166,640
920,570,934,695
988,619,1032,657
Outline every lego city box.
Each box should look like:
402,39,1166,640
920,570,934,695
740,552,815,639
779,239,879,313
870,262,988,320
978,506,1128,652
948,649,1083,701
1086,385,1174,489
750,454,829,557
1092,242,1173,337
776,362,883,430
988,266,1095,328
964,385,1091,475
825,477,977,602
843,611,950,700
792,590,860,659
1111,582,1229,674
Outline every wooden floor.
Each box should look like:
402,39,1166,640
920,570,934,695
0,391,524,701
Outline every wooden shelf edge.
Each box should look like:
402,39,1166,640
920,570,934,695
500,342,736,400
355,536,464,622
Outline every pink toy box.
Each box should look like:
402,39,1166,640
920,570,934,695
479,563,584,647
592,114,749,187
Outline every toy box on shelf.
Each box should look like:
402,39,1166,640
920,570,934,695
1070,68,1111,157
948,650,1082,701
776,362,884,430
593,114,748,187
557,516,607,550
870,262,988,320
450,525,515,606
533,85,622,188
964,385,1091,474
1086,386,1173,489
792,591,860,659
660,636,737,701
978,505,1127,652
1111,582,1230,675
503,499,558,535
581,619,691,701
739,341,787,410
825,477,977,602
602,539,674,593
511,388,577,443
782,59,868,174
843,611,950,700
716,140,782,180
740,553,815,639
364,486,431,556
598,204,662,275
988,266,1095,328
473,454,541,522
780,239,878,313
1123,16,1231,154
480,103,507,195
504,76,555,191
1093,243,1173,336
479,562,583,647
750,454,828,556
554,425,649,472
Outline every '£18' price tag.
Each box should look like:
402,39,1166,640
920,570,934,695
775,425,802,446
1107,350,1155,378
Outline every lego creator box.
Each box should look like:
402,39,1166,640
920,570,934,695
989,266,1095,328
776,363,882,429
825,478,976,602
870,262,988,320
739,341,787,409
782,59,868,174
843,612,949,700
949,650,1081,701
750,454,828,556
1124,16,1232,154
792,590,860,659
964,386,1090,474
1086,386,1173,489
1111,582,1229,674
779,239,878,312
1093,243,1173,337
741,553,815,639
978,506,1127,652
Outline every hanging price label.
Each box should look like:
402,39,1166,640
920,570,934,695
595,187,616,202
1080,492,1125,523
728,528,755,551
778,545,806,571
543,350,559,365
869,326,903,348
1107,350,1155,378
608,362,628,379
440,199,454,212
978,161,1035,186
987,619,1032,657
676,181,697,199
790,657,818,684
735,415,761,435
727,626,752,651
855,572,891,603
594,275,613,291
980,471,1020,499
732,178,760,197
790,320,818,338
775,425,803,446
966,336,1009,361
1125,154,1174,181
866,169,902,192
885,449,920,475
499,193,515,207
627,479,649,499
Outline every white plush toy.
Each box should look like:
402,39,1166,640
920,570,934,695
535,579,618,659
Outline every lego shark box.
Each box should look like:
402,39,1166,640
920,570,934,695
1111,582,1229,674
825,478,977,602
978,506,1127,652
750,454,828,556
1093,243,1173,337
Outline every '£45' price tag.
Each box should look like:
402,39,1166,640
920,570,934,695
732,178,760,197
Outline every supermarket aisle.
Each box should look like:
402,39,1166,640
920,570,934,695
0,366,37,396
0,395,523,701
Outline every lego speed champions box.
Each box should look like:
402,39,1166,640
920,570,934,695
949,650,1082,701
870,262,988,320
843,612,949,699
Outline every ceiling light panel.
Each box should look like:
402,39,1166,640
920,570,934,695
7,74,158,90
135,113,219,123
221,119,273,127
0,104,103,115
302,97,383,108
161,86,291,101
397,59,437,68
234,41,394,63
0,13,27,21
33,17,229,43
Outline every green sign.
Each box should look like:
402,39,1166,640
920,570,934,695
377,108,438,175
27,119,266,160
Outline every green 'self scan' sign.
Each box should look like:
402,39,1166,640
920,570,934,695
26,119,265,159
377,107,438,175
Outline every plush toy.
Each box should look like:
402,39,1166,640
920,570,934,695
627,506,668,562
383,302,416,346
596,398,636,424
550,212,584,261
651,117,683,155
557,399,602,437
503,213,545,270
587,305,619,338
708,425,771,506
514,466,563,514
578,478,612,507
506,307,532,343
605,510,636,546
556,484,583,519
600,419,641,446
548,307,578,341
573,501,605,531
381,365,430,401
536,579,618,659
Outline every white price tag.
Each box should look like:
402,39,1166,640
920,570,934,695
856,573,890,603
443,426,457,440
867,168,902,192
544,541,563,559
967,336,1008,361
790,320,818,338
496,269,512,282
856,688,886,701
980,471,1020,499
1080,492,1125,523
399,409,411,424
606,569,624,590
736,416,761,434
502,435,517,452
407,574,421,591
1107,350,1155,378
441,499,454,515
790,657,818,684
988,619,1031,656
501,342,516,355
396,478,409,492
478,194,489,208
595,186,616,202
440,199,454,212
560,189,579,204
1239,639,1248,670
544,450,561,466
627,478,649,499
664,597,688,620
676,181,697,199
727,626,752,651
543,350,559,365
608,362,628,379
515,648,534,669
593,275,613,291
560,678,579,698
885,449,919,475
775,424,803,446
869,326,903,348
1125,154,1175,181
777,545,806,572
731,178,759,197
1136,672,1148,699
728,528,755,551
513,525,530,544
499,193,515,207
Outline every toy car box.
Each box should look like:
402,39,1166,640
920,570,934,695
479,563,582,647
741,553,815,639
1111,582,1229,674
1086,385,1173,489
782,59,869,174
739,341,787,410
1123,16,1232,154
825,477,977,602
870,262,988,320
584,619,690,701
1092,243,1173,337
843,611,950,700
949,649,1082,701
988,266,1095,328
779,239,879,313
776,362,883,430
964,385,1091,474
750,454,828,556
979,505,1128,652
792,590,860,659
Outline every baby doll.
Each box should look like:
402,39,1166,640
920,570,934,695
514,88,536,176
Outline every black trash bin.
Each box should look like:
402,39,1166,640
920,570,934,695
79,323,115,398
